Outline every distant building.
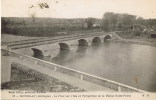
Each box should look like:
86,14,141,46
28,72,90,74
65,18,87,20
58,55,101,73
83,23,88,28
93,23,101,28
149,31,156,38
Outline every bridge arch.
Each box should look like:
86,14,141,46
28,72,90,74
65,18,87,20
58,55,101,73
59,43,70,51
78,39,88,47
31,48,44,58
104,35,111,41
92,37,101,45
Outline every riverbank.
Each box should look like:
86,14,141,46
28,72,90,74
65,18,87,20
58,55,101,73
1,62,85,92
115,31,156,47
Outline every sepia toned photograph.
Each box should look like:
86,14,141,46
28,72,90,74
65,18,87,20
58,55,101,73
1,0,156,99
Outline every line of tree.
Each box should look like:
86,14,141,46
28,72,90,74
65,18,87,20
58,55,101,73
101,12,156,31
102,12,136,31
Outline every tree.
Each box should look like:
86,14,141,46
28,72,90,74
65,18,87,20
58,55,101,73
148,19,156,28
136,17,144,24
86,18,95,29
102,12,137,31
1,18,9,33
102,12,118,31
122,14,136,26
110,13,118,30
102,18,109,31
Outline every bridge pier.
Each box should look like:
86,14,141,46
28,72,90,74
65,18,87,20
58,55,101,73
91,37,102,46
104,35,112,42
59,43,70,51
78,39,88,47
32,48,44,58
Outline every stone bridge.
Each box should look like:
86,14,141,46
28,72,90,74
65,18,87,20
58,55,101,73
31,34,112,58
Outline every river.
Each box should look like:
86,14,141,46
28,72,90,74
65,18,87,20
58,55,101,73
16,41,156,92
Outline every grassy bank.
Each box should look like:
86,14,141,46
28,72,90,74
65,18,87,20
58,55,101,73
116,31,156,43
1,63,85,92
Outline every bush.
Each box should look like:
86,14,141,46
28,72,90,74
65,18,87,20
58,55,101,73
134,30,142,36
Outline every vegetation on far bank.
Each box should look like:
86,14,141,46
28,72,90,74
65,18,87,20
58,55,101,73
1,12,156,38
1,17,101,37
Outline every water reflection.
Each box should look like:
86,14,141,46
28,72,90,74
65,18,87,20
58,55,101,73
52,50,70,64
42,42,156,92
77,46,88,53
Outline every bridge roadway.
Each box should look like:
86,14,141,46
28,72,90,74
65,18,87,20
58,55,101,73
5,31,112,50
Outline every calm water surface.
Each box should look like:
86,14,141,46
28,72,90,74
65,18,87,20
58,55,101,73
43,42,156,92
18,42,156,92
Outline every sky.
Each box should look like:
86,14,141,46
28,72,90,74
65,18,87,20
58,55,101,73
1,0,156,19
